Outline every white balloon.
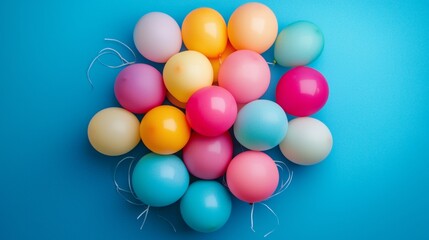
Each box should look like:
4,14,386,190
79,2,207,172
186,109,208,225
134,12,182,63
279,117,333,165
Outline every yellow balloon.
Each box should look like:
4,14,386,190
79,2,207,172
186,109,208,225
228,2,278,53
163,50,213,103
182,7,228,58
140,105,191,155
88,107,140,156
209,41,236,83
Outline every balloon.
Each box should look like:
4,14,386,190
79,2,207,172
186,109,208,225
166,91,186,109
183,132,233,179
218,50,270,104
132,153,189,207
88,107,140,156
182,8,227,58
276,66,329,117
163,51,213,103
228,2,278,53
186,86,237,137
114,64,166,114
274,21,324,67
180,181,231,233
134,12,182,63
226,151,279,203
233,100,288,151
209,41,235,83
279,117,333,165
140,105,191,154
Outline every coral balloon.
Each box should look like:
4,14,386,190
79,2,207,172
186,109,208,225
226,151,279,203
134,12,182,63
218,50,270,104
280,117,333,165
274,21,324,67
183,132,233,180
114,64,166,114
132,153,189,207
180,181,231,232
182,8,227,58
140,105,191,155
209,41,235,83
228,2,278,53
234,100,288,151
276,66,329,117
163,51,213,103
186,86,237,137
88,107,140,156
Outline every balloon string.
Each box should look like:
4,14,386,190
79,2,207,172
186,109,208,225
269,160,293,199
158,215,177,232
87,38,136,88
113,156,144,206
250,203,280,237
137,205,151,230
266,59,277,66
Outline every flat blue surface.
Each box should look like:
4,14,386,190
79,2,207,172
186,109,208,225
1,0,428,239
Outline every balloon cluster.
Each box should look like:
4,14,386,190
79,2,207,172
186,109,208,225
87,2,333,233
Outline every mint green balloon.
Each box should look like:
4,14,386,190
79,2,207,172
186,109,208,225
180,181,231,233
132,153,189,207
274,21,324,67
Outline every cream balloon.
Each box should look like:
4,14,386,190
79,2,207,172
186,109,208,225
279,117,333,165
163,51,213,103
88,107,140,156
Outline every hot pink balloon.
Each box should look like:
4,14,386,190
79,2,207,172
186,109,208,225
276,66,329,117
183,132,233,180
218,50,270,104
226,151,279,203
186,86,237,137
114,64,166,114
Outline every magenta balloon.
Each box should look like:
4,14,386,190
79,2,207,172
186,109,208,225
183,132,233,180
226,151,279,203
276,66,329,117
186,86,237,137
218,50,270,104
114,64,166,114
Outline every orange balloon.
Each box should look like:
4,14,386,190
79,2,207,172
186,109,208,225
166,91,187,109
228,2,278,53
182,7,228,58
140,105,191,155
209,41,236,83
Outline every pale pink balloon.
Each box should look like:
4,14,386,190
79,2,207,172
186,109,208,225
183,132,233,180
226,151,279,203
134,12,182,63
218,50,270,104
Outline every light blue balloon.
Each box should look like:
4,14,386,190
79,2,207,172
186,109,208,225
180,181,231,233
233,99,288,151
132,153,189,207
274,21,324,67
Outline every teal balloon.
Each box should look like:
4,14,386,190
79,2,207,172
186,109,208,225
274,21,324,67
132,153,189,207
180,181,231,233
233,99,288,151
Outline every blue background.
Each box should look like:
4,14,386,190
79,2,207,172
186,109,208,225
1,0,428,239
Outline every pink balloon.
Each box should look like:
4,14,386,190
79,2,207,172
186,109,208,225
186,86,237,137
114,64,166,114
218,50,270,104
183,132,233,180
226,151,279,203
134,12,182,63
276,66,329,117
